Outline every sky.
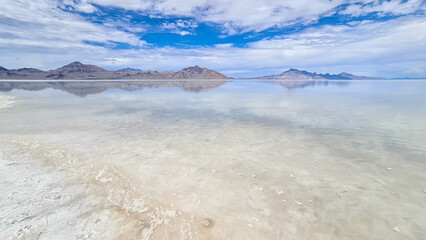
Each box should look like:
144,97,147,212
0,0,425,78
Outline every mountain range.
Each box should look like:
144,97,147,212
258,68,381,80
0,62,382,80
0,62,230,80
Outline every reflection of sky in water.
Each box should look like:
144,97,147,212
1,80,426,239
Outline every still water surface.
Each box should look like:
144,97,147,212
0,80,425,239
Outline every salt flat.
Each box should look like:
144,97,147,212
0,80,425,239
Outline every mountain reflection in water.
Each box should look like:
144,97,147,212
0,80,349,97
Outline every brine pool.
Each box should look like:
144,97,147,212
0,80,425,240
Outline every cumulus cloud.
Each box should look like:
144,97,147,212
60,0,97,13
161,20,198,35
67,0,425,34
83,0,344,34
0,0,145,50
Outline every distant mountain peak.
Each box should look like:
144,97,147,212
120,67,143,72
54,61,106,73
260,68,381,80
169,65,230,79
184,65,203,70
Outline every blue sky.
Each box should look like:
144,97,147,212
0,0,425,78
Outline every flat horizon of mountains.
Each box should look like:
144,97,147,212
0,61,383,80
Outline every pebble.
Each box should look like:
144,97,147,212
258,187,264,191
252,174,256,178
391,226,400,233
246,223,254,228
387,167,392,171
211,169,217,174
282,199,287,203
295,201,303,206
237,172,242,176
337,193,343,197
201,219,210,227
290,174,294,178
276,190,284,195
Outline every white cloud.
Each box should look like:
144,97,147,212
60,0,97,13
72,0,425,35
404,67,425,74
85,0,344,34
341,0,424,16
0,0,145,50
179,31,192,36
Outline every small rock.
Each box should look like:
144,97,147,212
337,193,343,197
391,226,400,232
246,223,254,228
276,190,284,195
201,219,210,227
290,174,294,178
211,169,217,174
282,199,287,203
252,174,256,178
295,201,303,206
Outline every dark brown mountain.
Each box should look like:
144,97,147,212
168,65,230,79
0,62,230,80
259,68,382,80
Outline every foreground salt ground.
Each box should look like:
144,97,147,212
0,80,425,239
0,95,15,110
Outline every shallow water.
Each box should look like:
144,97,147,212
0,80,425,240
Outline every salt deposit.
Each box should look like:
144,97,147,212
0,80,425,239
